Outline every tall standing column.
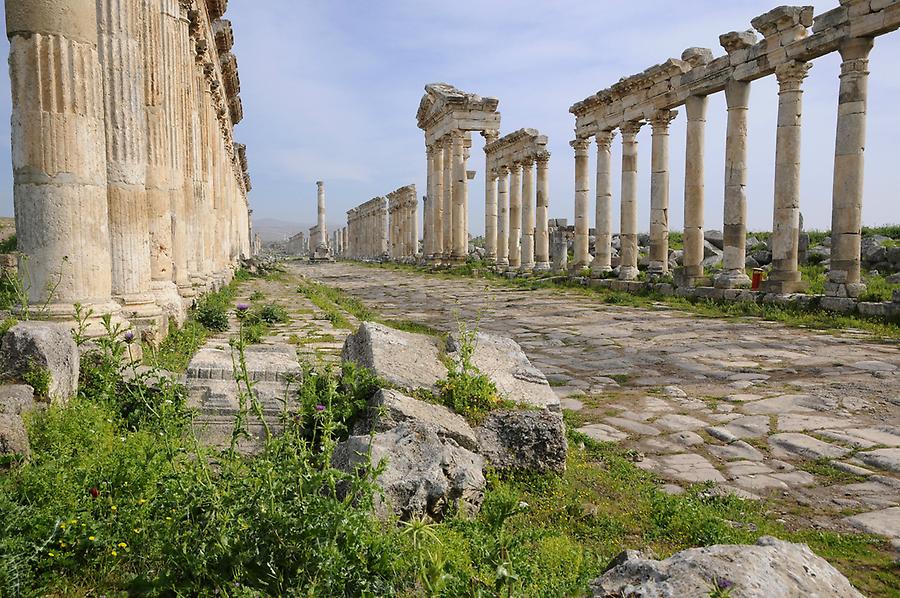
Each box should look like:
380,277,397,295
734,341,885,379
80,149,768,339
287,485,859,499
534,154,551,271
441,136,453,261
508,162,522,269
5,0,120,321
827,37,874,299
450,131,467,262
716,79,753,288
424,144,434,258
409,195,419,257
571,138,591,270
316,181,328,251
483,131,499,263
97,0,161,327
520,158,536,272
649,111,676,275
496,166,510,268
765,61,811,294
432,140,444,262
680,94,709,286
591,130,615,275
619,121,644,280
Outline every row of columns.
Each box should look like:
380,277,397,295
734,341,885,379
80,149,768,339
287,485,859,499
487,157,551,271
572,37,873,296
424,130,477,263
347,199,388,260
5,0,251,333
331,228,347,257
387,186,419,259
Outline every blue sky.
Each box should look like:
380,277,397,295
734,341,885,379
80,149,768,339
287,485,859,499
0,1,898,238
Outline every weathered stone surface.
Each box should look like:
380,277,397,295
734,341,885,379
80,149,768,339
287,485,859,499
577,423,627,442
857,448,900,475
652,453,725,483
332,421,485,520
0,384,36,415
353,388,476,451
447,331,559,410
0,413,29,460
590,536,864,598
342,322,445,392
844,507,900,541
0,322,79,403
769,433,849,460
475,409,567,473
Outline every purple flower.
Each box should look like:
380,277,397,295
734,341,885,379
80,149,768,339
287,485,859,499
314,404,326,412
716,578,734,590
123,331,135,344
236,303,250,312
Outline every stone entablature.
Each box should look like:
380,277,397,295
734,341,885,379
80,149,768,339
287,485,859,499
484,129,552,272
387,185,419,260
418,83,501,264
4,0,252,337
566,0,898,297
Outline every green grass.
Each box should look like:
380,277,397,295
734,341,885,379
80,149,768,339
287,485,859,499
0,234,16,253
797,459,867,486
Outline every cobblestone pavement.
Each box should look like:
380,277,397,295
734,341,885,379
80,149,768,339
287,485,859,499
294,260,900,550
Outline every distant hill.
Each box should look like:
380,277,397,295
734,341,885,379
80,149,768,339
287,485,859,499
252,217,344,242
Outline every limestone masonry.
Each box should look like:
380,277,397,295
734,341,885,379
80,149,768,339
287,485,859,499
4,0,252,335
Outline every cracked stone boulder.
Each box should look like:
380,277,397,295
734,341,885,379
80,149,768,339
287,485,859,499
476,409,567,473
0,412,29,461
447,331,560,411
333,420,484,521
0,322,79,403
341,322,446,393
590,536,864,598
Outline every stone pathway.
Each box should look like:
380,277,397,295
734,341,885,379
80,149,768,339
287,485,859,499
295,261,900,551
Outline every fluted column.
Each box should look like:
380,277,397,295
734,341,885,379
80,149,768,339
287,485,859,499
520,158,536,272
496,165,510,268
441,136,453,261
432,140,444,262
681,94,709,286
425,144,434,258
648,111,676,275
96,0,161,328
5,0,120,323
591,130,615,275
534,154,551,271
765,61,811,294
508,161,522,269
619,121,644,280
827,37,874,298
716,79,752,289
483,130,499,264
451,131,468,262
571,138,591,270
410,195,419,257
166,0,191,296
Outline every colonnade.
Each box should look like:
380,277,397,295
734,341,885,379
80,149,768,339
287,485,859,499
347,197,387,260
4,0,252,333
569,2,894,298
387,185,419,260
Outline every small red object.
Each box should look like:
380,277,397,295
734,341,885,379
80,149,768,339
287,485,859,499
751,268,765,291
89,487,99,498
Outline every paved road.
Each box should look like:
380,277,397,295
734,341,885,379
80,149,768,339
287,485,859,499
295,261,900,548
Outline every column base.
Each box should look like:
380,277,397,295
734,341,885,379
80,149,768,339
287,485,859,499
533,262,551,272
761,278,807,294
713,270,751,289
115,292,168,344
824,281,865,299
519,262,535,273
618,266,639,281
590,263,612,278
31,299,125,339
152,280,188,327
674,266,704,288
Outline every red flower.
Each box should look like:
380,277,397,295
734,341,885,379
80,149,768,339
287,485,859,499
89,487,99,498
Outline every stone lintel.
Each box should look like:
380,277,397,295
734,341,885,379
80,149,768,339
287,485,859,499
212,18,234,53
751,5,814,38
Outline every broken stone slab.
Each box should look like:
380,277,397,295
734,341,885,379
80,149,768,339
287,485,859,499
769,432,850,460
604,416,660,436
447,331,560,411
187,343,302,383
653,413,708,432
844,506,900,541
332,421,485,521
577,423,627,443
652,453,726,483
475,409,567,473
707,440,765,462
722,415,771,439
856,448,900,475
590,536,864,598
353,388,476,451
776,414,854,432
0,322,79,403
341,322,446,393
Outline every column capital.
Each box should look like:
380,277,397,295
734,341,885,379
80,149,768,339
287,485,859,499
619,120,645,140
570,137,591,155
535,151,551,166
481,129,500,144
775,60,811,91
839,37,874,70
650,109,678,133
724,78,751,109
510,160,524,172
521,156,535,168
595,129,616,149
498,164,510,175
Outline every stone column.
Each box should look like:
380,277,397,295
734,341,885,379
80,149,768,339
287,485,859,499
716,79,753,288
316,180,327,251
571,138,591,270
5,0,121,321
827,37,874,299
165,0,190,297
441,136,453,261
765,61,811,294
424,144,434,258
619,121,644,280
520,157,536,272
432,139,444,262
96,0,161,329
681,94,709,286
534,154,551,271
508,161,522,269
591,130,615,276
451,131,467,262
483,130,499,263
649,111,677,275
410,194,419,257
496,165,510,268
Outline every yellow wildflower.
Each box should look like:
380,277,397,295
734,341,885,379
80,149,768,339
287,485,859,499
110,505,117,511
88,536,96,541
118,542,127,548
48,552,55,557
111,550,117,557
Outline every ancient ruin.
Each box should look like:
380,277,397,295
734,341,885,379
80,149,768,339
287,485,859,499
386,185,419,261
347,197,388,260
4,0,252,334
